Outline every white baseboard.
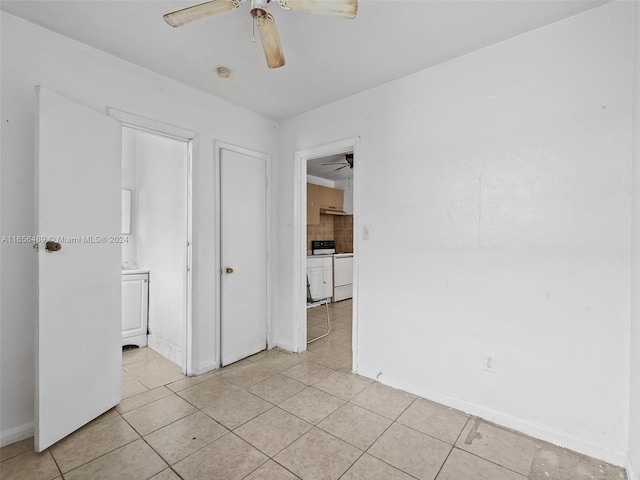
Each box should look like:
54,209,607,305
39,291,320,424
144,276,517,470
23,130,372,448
1,422,34,448
147,336,183,368
274,341,298,353
356,366,627,468
192,359,218,375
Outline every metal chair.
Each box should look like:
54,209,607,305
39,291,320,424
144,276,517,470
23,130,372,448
306,275,330,344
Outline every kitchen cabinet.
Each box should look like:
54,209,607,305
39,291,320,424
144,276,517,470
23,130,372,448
319,185,344,212
122,271,149,347
307,183,320,225
307,256,333,301
307,183,345,222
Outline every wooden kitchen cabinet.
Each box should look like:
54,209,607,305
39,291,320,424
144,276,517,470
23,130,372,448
307,183,320,225
332,189,344,211
319,185,333,209
319,185,344,211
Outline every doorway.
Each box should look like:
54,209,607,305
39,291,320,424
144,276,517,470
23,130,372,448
121,126,191,370
294,138,359,370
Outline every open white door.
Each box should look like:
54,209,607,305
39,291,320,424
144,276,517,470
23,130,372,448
220,148,268,366
35,87,122,451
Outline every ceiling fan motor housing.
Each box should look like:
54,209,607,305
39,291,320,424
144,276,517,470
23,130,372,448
250,0,269,18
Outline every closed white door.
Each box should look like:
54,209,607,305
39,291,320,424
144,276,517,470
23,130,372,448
35,87,122,451
220,148,268,366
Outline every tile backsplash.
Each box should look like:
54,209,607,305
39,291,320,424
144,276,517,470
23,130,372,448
334,215,354,253
307,214,353,253
307,214,334,251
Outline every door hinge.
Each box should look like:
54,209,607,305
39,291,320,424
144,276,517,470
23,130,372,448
265,176,269,188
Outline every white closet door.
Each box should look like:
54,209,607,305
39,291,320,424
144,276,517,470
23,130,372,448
220,148,268,366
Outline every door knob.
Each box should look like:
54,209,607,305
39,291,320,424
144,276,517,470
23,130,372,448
226,267,234,274
45,241,62,252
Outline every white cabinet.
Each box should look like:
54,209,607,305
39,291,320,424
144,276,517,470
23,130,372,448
307,265,324,301
307,256,333,301
333,254,353,302
122,271,149,347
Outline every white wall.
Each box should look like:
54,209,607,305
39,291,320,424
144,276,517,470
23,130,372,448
276,2,633,465
0,12,277,445
306,174,334,188
628,2,640,478
334,179,353,214
134,129,188,365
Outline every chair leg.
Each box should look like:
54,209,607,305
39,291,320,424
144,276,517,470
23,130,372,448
307,301,331,344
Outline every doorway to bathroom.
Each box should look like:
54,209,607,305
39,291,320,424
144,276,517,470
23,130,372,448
120,124,192,372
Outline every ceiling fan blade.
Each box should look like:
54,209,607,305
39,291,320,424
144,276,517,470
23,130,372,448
163,0,237,27
279,0,357,19
334,165,348,171
256,13,285,69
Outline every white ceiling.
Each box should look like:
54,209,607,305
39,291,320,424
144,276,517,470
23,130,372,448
1,0,607,120
308,153,353,181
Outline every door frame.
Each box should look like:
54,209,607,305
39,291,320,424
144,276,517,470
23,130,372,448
214,141,272,367
108,108,196,375
293,137,360,370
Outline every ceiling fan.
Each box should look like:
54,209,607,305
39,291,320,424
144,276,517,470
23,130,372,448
163,0,358,69
322,153,354,172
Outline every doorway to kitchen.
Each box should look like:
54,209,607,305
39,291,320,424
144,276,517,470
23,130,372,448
294,138,359,371
111,109,195,374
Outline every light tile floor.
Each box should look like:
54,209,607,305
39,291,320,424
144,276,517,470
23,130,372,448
1,299,627,479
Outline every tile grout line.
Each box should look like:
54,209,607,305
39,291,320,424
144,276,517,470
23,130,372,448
334,393,422,480
453,446,531,478
431,416,474,480
49,410,139,477
56,435,141,478
436,417,531,479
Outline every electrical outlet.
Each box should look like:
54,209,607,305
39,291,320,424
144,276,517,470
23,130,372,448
483,353,496,373
363,225,371,240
